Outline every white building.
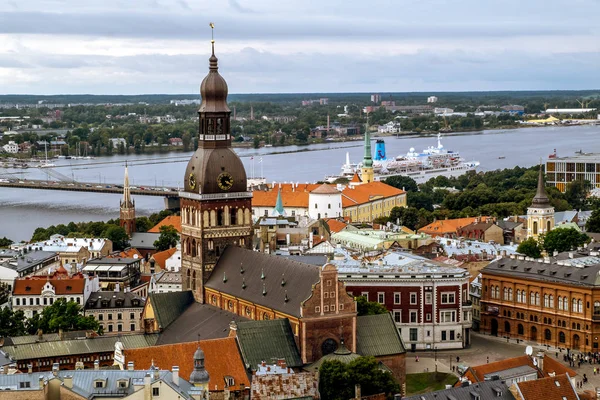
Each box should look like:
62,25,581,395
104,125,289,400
2,141,19,153
149,271,182,294
0,249,60,289
308,183,342,220
12,269,100,318
377,121,402,134
434,107,454,115
14,234,113,259
108,138,127,149
427,96,438,103
546,108,596,114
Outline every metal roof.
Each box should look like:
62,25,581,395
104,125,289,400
404,380,514,400
356,313,406,357
3,334,158,361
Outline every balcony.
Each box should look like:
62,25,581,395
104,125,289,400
462,300,472,307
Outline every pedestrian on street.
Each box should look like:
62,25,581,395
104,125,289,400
416,356,419,362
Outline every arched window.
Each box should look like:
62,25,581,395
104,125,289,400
533,221,538,235
558,296,563,310
508,288,513,301
564,298,569,311
559,331,566,343
545,329,551,341
547,220,552,233
535,293,540,306
518,324,524,335
573,298,578,312
595,301,600,315
578,299,583,313
549,295,554,308
210,210,217,226
504,321,511,333
543,317,548,324
544,294,549,308
503,287,508,300
530,292,535,305
203,211,209,227
186,269,191,290
217,210,225,226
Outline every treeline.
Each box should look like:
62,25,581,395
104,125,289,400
29,210,175,250
381,166,590,230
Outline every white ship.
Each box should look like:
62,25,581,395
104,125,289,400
325,133,479,184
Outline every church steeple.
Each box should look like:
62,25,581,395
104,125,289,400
531,164,551,208
189,346,210,387
526,163,554,240
360,115,374,183
271,188,286,217
119,163,135,236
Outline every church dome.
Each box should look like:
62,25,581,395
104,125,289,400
184,147,247,194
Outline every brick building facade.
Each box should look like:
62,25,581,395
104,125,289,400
481,253,600,352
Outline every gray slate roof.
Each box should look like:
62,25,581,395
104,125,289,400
85,291,144,310
3,330,89,346
148,290,195,331
281,255,328,266
206,246,321,318
404,380,514,400
0,369,194,399
483,257,600,287
1,250,58,273
3,334,158,361
236,319,303,370
356,313,406,357
130,232,160,249
157,303,246,345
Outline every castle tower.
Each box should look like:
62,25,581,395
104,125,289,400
119,163,135,236
527,165,554,239
360,118,374,184
180,28,253,302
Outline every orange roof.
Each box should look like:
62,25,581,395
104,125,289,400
311,184,340,194
252,190,310,208
350,173,362,183
266,183,321,193
152,247,178,270
461,355,576,385
13,277,86,295
148,215,182,233
516,374,577,400
123,337,248,391
341,181,404,207
325,218,348,233
418,217,493,237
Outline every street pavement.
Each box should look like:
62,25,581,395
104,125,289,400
406,332,600,392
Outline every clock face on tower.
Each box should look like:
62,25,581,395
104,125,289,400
188,173,196,190
217,172,234,191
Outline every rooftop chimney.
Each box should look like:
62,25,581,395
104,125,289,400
94,360,99,370
52,363,59,376
172,366,180,386
64,375,73,389
27,364,32,374
127,361,135,371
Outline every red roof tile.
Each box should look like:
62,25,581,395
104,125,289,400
311,184,340,194
418,217,493,237
516,374,577,400
151,247,178,270
13,277,86,295
461,355,575,384
148,215,182,233
341,181,405,207
325,218,348,233
123,337,248,391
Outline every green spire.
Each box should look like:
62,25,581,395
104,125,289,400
363,116,373,168
271,187,286,217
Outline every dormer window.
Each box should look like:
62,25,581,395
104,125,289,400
132,299,140,307
117,379,129,388
224,376,235,387
94,379,106,388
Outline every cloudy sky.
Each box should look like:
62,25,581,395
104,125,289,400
0,0,599,94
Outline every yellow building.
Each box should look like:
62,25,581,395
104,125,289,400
342,181,407,222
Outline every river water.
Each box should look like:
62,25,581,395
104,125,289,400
1,125,599,241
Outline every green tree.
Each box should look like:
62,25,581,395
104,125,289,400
585,209,600,233
541,227,590,254
516,238,542,259
182,132,192,151
153,225,179,251
0,237,13,248
407,191,434,211
356,296,388,316
135,217,153,232
319,357,400,400
384,176,418,192
0,308,27,337
565,180,591,210
27,299,100,334
389,206,419,230
103,225,130,251
31,227,50,241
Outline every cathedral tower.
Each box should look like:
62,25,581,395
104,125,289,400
527,164,554,239
180,32,253,302
119,163,135,236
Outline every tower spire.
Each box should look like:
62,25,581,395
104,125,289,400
531,163,551,208
271,187,286,217
123,161,132,206
360,113,374,183
119,162,135,236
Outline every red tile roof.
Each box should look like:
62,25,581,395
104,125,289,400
151,247,177,270
148,215,182,233
252,190,310,208
341,181,405,208
311,184,340,194
13,277,86,295
350,173,362,183
123,337,248,391
109,248,143,259
325,218,348,233
460,355,576,385
419,217,493,237
516,374,577,400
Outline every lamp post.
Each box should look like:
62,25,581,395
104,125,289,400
434,346,438,373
